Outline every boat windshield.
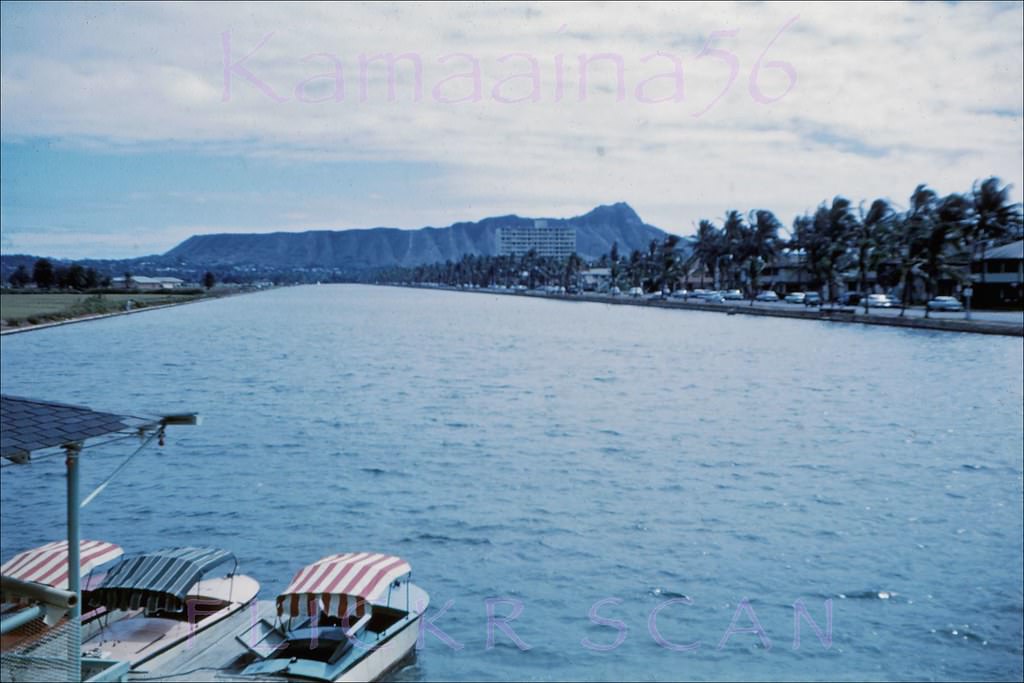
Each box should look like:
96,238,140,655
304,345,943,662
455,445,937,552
270,627,352,664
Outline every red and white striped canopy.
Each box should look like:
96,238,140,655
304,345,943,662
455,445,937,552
276,552,411,619
1,540,123,591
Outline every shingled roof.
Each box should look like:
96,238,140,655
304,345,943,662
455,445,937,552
0,395,129,463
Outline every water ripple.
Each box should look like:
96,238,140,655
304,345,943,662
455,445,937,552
1,285,1021,682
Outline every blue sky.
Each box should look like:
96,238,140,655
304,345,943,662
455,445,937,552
0,141,446,255
1,1,1022,258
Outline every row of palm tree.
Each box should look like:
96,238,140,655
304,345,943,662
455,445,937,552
384,251,584,290
380,235,692,294
687,177,1022,315
380,177,1021,315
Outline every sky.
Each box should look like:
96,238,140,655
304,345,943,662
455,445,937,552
1,1,1022,259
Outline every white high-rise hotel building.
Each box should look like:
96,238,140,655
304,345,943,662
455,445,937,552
496,220,577,260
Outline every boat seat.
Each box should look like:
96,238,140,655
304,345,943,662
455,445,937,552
317,610,369,633
344,613,371,640
236,618,286,659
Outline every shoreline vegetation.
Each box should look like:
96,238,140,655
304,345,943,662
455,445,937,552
371,178,1024,313
0,287,268,335
387,283,1024,338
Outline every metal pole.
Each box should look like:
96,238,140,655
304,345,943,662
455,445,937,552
0,576,76,612
65,442,82,683
0,605,47,634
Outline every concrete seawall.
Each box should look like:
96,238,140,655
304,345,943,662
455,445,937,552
393,285,1024,338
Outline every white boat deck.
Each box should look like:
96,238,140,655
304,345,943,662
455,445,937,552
131,585,426,682
80,575,259,677
127,600,279,681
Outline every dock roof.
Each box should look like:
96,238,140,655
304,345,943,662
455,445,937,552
1,395,130,463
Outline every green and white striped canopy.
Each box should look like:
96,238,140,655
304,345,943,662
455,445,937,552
90,547,235,613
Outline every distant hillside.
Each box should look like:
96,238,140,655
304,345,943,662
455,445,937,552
164,202,669,270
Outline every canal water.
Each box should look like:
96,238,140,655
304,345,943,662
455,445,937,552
2,285,1022,681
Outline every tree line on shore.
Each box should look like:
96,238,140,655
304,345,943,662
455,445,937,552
6,259,218,291
6,259,110,290
379,177,1023,310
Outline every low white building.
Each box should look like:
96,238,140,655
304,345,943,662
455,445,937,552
579,268,612,292
111,276,185,291
970,239,1023,308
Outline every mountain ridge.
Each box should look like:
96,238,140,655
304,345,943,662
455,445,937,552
165,202,670,270
0,203,678,283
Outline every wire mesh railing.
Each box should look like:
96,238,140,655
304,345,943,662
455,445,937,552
1,613,80,682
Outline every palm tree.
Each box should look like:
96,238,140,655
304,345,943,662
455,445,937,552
743,210,781,304
658,235,682,291
969,177,1022,267
853,199,894,314
921,193,971,318
821,197,856,302
522,249,538,288
641,239,659,291
790,214,822,294
792,199,854,303
893,185,937,316
721,211,747,289
628,250,643,288
609,241,620,289
563,253,584,289
965,177,1024,317
690,220,723,289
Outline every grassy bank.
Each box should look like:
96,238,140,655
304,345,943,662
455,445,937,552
1,292,203,328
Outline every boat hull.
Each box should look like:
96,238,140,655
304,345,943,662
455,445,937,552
233,583,429,682
83,574,260,671
336,612,421,683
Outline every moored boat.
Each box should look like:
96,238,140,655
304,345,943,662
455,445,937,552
1,540,124,650
236,552,428,682
81,546,259,671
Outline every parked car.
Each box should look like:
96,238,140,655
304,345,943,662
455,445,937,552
784,292,806,304
704,291,725,303
755,290,779,302
722,289,744,300
670,289,690,299
866,293,895,308
627,286,644,298
804,292,822,306
645,291,666,301
839,292,863,306
926,296,964,312
609,286,622,296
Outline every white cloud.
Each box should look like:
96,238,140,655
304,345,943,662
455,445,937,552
1,0,1022,246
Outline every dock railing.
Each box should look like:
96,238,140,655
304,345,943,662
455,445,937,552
1,576,128,682
1,576,80,682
